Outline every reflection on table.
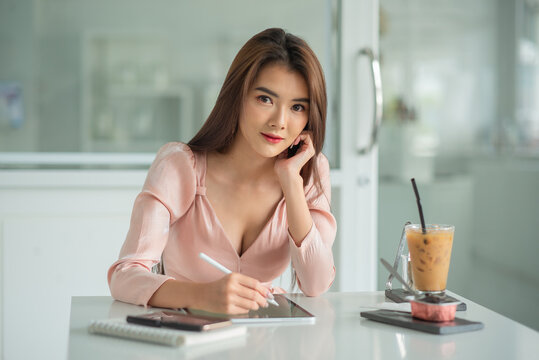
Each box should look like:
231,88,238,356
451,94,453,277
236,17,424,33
68,292,539,360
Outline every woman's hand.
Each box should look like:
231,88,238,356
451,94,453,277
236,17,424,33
195,273,271,314
274,131,315,186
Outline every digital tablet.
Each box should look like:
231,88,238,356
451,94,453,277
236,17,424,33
184,294,316,324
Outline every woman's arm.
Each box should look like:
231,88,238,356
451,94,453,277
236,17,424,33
108,143,196,306
274,133,337,296
279,168,313,245
108,192,177,306
274,132,316,245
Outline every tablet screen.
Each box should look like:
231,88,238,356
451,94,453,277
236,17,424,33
184,294,315,324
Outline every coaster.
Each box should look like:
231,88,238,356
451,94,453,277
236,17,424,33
385,289,467,311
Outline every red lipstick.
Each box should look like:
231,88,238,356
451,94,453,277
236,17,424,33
261,133,284,144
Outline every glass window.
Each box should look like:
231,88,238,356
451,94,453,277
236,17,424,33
0,0,339,167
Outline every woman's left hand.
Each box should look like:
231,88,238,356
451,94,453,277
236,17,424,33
274,131,315,185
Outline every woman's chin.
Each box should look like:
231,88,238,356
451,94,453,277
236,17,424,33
253,143,286,159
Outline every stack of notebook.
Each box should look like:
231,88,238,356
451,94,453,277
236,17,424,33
88,318,247,347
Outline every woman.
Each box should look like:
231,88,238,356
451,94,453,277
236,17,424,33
108,28,336,314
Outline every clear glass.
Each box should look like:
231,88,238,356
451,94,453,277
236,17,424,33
405,224,454,294
0,0,340,168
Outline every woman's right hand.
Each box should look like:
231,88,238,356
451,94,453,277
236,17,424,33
195,273,270,314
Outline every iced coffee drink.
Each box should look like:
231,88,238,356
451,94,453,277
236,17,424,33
405,224,454,293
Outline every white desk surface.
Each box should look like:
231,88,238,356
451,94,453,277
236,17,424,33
68,292,539,359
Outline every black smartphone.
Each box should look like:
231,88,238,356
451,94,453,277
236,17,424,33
126,310,232,332
287,142,302,158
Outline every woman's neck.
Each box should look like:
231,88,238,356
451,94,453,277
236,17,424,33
211,139,277,185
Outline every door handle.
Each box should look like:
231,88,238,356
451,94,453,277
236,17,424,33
357,47,383,155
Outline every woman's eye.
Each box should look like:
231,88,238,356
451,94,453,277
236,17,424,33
257,95,272,104
292,104,305,112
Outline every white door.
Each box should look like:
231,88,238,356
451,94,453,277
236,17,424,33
335,0,381,291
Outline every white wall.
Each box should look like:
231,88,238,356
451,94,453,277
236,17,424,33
0,170,144,360
467,157,539,331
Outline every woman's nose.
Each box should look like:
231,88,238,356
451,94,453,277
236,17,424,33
269,107,286,129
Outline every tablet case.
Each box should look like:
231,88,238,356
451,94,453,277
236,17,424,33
360,310,484,335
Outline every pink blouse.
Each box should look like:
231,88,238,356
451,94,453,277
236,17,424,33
108,142,336,306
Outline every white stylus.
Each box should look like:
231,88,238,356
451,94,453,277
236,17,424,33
199,252,279,307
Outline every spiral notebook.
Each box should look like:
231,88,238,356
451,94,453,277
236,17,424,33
88,318,247,347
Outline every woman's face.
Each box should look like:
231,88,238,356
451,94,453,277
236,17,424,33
236,63,309,158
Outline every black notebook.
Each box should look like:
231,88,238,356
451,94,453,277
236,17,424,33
361,310,484,335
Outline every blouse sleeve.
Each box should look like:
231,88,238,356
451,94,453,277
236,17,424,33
107,142,197,306
288,153,337,296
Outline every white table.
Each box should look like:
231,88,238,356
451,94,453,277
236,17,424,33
68,292,539,359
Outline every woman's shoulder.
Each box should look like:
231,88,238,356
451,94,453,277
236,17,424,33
315,152,330,169
152,142,198,172
145,142,199,184
143,142,199,219
303,152,330,187
155,141,195,161
303,152,331,204
313,152,331,178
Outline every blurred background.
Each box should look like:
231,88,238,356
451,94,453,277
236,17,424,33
377,0,539,335
0,0,538,358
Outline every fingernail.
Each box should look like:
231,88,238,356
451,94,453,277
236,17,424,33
266,291,275,300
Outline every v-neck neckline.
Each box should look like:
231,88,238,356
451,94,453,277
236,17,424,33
197,151,285,259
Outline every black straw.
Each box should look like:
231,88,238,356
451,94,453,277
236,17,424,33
411,178,427,234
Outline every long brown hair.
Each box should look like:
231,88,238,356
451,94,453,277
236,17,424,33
188,28,327,192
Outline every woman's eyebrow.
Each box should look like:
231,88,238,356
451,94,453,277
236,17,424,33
255,86,309,103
